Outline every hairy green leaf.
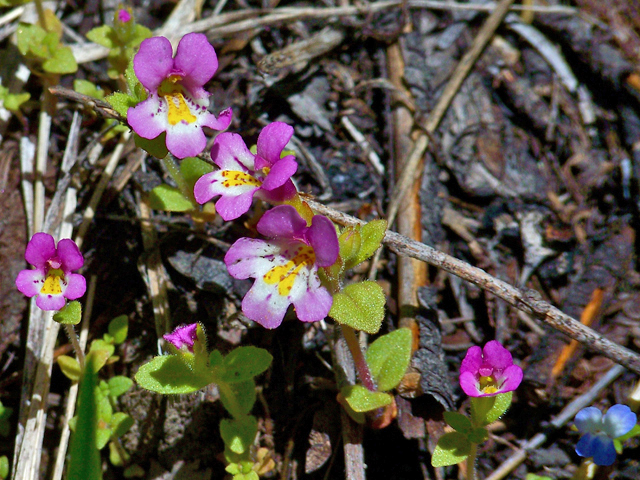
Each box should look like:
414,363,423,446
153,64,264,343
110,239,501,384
218,347,273,384
341,385,392,413
148,184,194,212
366,328,412,391
443,411,473,434
107,376,133,397
329,281,386,334
57,355,81,382
53,300,82,325
220,415,258,455
431,431,471,467
108,315,128,345
134,355,213,394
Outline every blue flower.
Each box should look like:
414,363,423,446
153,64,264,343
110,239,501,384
574,404,637,466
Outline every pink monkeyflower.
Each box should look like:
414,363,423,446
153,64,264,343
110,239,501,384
127,33,232,159
163,323,198,352
116,8,133,23
15,233,86,311
224,205,338,329
459,340,523,397
193,122,298,221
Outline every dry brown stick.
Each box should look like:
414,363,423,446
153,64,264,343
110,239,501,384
385,0,516,228
307,199,640,375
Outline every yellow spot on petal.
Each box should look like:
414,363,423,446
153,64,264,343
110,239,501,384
263,246,315,296
221,170,262,188
479,375,499,394
41,268,64,295
158,79,197,126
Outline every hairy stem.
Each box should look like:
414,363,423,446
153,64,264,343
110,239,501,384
161,155,191,200
63,324,85,369
466,443,478,480
340,325,376,392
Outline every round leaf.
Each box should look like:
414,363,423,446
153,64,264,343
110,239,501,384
57,355,81,382
443,411,472,434
220,415,258,455
53,300,82,325
107,376,133,397
329,281,386,334
366,328,412,391
431,431,471,467
134,355,213,394
341,385,392,413
219,347,273,383
108,315,128,345
148,184,194,212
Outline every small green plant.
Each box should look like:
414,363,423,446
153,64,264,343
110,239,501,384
135,323,273,479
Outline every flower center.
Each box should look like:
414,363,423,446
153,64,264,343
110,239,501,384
263,246,315,296
479,375,500,394
41,268,64,295
221,170,262,188
158,77,197,126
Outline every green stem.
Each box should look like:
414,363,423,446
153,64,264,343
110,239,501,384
161,154,191,200
63,324,85,370
34,0,48,31
217,381,244,419
340,325,376,392
466,443,477,480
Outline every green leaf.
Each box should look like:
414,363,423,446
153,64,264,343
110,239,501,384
218,347,273,384
148,184,195,212
96,427,111,450
209,350,224,367
366,328,412,392
86,25,115,48
180,157,214,188
53,300,82,325
73,79,104,100
341,385,392,413
66,351,103,480
57,355,82,382
16,24,45,57
134,355,213,394
351,219,387,268
110,412,134,439
338,227,362,267
0,90,30,112
443,411,472,434
329,281,386,334
108,440,129,466
431,431,471,467
219,380,257,417
107,376,133,397
0,456,9,480
220,415,258,454
467,426,489,444
525,475,553,480
470,392,512,426
105,91,137,118
108,315,128,344
43,46,77,74
134,133,169,159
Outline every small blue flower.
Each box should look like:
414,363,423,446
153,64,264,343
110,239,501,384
574,404,637,466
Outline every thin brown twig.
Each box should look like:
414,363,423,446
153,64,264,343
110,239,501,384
306,199,640,375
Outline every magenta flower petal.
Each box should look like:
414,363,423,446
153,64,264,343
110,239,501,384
210,132,255,171
458,341,523,397
133,36,174,91
214,190,259,221
57,239,84,272
15,269,44,297
202,107,233,131
459,371,481,396
128,34,231,159
482,340,514,370
256,122,294,162
460,346,482,373
16,233,85,311
306,215,339,267
63,273,87,300
261,156,298,191
164,323,198,352
127,96,166,140
499,364,524,392
165,121,208,159
293,286,333,322
225,207,338,328
256,205,307,239
36,293,66,311
25,232,56,267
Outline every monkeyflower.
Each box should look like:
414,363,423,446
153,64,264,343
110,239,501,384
225,205,338,328
15,233,86,311
117,8,132,23
193,122,298,221
574,404,637,466
163,323,198,352
459,340,523,397
127,33,232,159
